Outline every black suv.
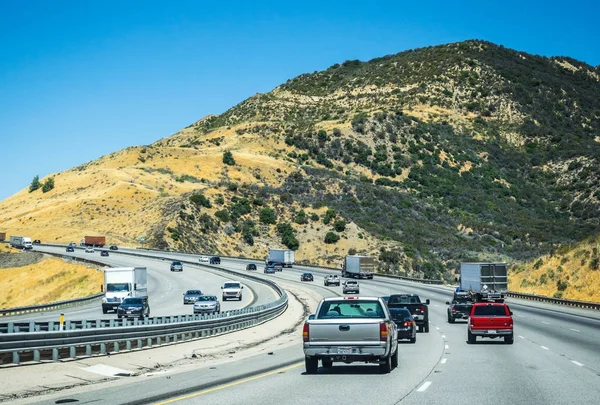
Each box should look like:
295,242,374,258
210,256,221,265
246,263,257,271
100,250,109,257
109,245,119,250
66,246,75,252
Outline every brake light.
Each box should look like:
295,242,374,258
344,296,358,300
303,323,309,342
380,322,389,341
451,307,456,312
403,320,413,327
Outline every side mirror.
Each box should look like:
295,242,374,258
445,301,450,305
241,286,244,289
510,311,513,316
308,314,315,320
426,299,430,305
220,286,223,289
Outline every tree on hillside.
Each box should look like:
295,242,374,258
324,232,340,244
259,207,277,225
29,175,41,192
223,151,236,166
42,177,55,193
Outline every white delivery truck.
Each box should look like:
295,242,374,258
9,236,33,250
102,267,148,313
342,255,375,279
459,262,508,302
268,249,295,268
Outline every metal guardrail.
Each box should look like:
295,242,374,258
506,292,600,310
0,246,289,366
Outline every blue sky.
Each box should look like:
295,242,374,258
1,0,598,201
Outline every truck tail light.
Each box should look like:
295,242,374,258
380,322,389,341
403,320,413,327
451,307,456,312
303,323,309,342
420,306,426,313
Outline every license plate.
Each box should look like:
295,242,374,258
337,348,353,355
487,330,497,334
127,311,132,314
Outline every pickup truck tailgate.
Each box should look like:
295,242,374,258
307,319,383,345
471,315,512,329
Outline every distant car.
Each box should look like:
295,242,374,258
266,261,283,272
117,297,150,319
170,261,183,272
209,256,221,265
246,263,257,271
389,307,416,343
66,246,75,253
264,263,276,274
183,289,203,304
199,255,209,263
342,280,360,294
301,273,314,282
85,247,94,253
109,245,118,250
221,281,243,301
68,242,77,247
193,295,221,314
100,250,109,257
324,275,341,286
33,239,41,244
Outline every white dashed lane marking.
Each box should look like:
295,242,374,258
572,361,584,367
541,346,549,350
570,328,580,333
440,358,447,364
417,382,432,392
518,335,525,339
441,335,446,339
541,321,550,325
445,344,449,349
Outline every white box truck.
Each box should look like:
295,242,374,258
9,236,33,250
268,249,295,268
102,267,148,313
459,262,508,302
342,255,375,279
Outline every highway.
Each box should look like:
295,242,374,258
10,247,600,405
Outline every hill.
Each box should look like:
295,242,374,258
1,40,599,298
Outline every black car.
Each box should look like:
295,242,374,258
267,261,283,271
109,245,119,250
117,297,150,319
33,239,41,244
66,246,75,252
300,273,314,282
209,256,221,265
100,250,109,257
246,263,257,271
389,307,416,343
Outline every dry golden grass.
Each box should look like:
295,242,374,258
0,257,104,309
510,237,600,301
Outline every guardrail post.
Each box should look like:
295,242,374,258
138,339,142,349
29,320,35,332
12,352,20,365
100,343,106,355
33,350,40,362
7,322,14,333
147,338,152,348
65,320,71,330
165,335,169,344
126,341,132,351
96,319,101,328
52,348,59,361
86,345,92,356
70,346,76,358
113,342,119,353
109,319,114,328
173,334,177,343
48,321,54,331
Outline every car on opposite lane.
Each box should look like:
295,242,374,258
221,281,243,301
199,255,210,263
170,261,183,272
246,263,257,271
85,247,94,253
301,273,314,282
264,263,276,274
209,256,221,265
66,246,75,253
117,297,150,319
100,250,109,257
193,295,221,314
109,245,119,250
183,289,203,304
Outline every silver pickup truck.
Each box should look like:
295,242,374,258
303,296,398,374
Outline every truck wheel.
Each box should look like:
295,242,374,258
239,295,242,301
391,349,398,368
467,330,476,344
305,356,318,374
379,354,392,374
504,335,514,344
102,308,108,314
448,314,455,323
424,322,430,333
410,337,416,344
321,358,333,368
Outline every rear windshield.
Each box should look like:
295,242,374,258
389,308,411,321
317,300,385,319
122,298,143,305
388,295,420,304
473,305,508,316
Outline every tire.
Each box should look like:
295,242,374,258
424,322,430,333
239,296,242,301
321,358,333,368
379,354,392,374
117,315,122,319
505,335,514,344
305,356,318,374
410,337,416,344
391,349,398,369
417,325,423,333
448,313,455,324
102,308,108,314
468,330,476,344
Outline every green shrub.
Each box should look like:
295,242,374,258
260,207,277,225
29,175,41,192
333,220,346,232
223,151,236,165
42,177,55,193
324,232,340,244
310,213,319,221
190,194,211,208
214,210,230,222
294,210,308,224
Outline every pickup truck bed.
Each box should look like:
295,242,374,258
387,294,430,333
303,297,398,374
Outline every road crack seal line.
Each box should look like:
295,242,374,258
393,323,446,404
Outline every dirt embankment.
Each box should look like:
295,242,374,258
0,250,44,269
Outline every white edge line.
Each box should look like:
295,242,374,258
417,381,432,392
440,358,447,364
571,360,584,367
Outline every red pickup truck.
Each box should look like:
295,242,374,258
468,302,513,344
